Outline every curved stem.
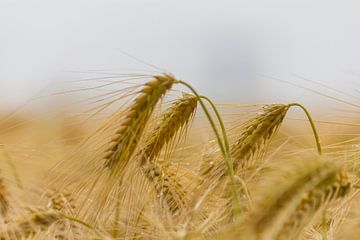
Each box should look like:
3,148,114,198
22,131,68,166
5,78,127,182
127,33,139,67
199,95,242,215
199,96,231,157
178,81,226,157
60,213,106,239
177,81,241,215
289,103,322,155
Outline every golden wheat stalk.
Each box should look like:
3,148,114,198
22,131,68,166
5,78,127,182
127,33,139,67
276,170,351,239
138,93,197,165
201,104,289,180
202,102,323,183
135,94,197,214
222,159,350,240
230,104,290,171
45,74,178,226
103,73,176,172
193,104,290,223
198,102,321,219
142,162,188,213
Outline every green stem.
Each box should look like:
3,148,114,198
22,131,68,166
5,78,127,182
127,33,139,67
288,103,322,155
177,81,241,216
177,82,225,157
199,95,242,214
199,96,231,156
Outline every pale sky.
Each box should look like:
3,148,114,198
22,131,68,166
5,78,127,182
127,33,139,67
1,0,359,111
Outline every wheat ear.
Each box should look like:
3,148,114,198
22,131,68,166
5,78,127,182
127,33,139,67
276,170,350,239
225,159,349,240
201,104,289,181
142,162,188,213
138,93,197,165
103,73,175,171
178,81,242,216
230,104,290,172
103,74,176,236
202,103,322,180
137,93,197,213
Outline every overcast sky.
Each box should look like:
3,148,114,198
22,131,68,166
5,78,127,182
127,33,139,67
1,0,359,111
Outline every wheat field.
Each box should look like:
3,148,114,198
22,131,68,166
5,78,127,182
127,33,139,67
0,73,359,239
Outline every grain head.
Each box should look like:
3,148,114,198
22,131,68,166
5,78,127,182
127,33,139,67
104,73,176,172
138,93,197,166
200,104,289,185
222,158,350,240
142,162,188,214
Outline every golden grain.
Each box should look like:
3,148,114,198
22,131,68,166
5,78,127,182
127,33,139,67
104,73,176,171
138,93,197,166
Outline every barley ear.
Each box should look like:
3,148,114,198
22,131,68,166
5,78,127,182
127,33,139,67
103,73,176,172
222,159,350,240
138,93,197,165
137,93,197,213
203,104,290,179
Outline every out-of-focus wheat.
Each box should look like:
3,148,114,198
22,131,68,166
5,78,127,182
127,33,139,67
221,159,351,240
0,209,60,239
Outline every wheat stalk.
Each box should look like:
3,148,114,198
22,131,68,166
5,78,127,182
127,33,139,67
138,93,197,166
103,73,176,172
201,104,289,180
177,82,240,210
230,104,290,172
136,93,197,214
202,102,323,184
142,162,188,214
222,159,350,240
276,170,351,239
102,74,176,236
193,104,290,224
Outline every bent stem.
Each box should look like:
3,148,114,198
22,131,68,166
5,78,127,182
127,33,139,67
177,80,241,216
289,103,322,155
199,96,231,157
61,213,107,239
199,95,243,214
